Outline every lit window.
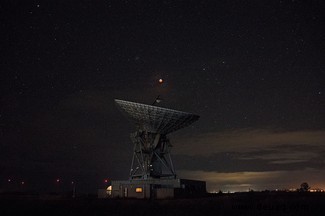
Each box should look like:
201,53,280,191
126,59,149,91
136,187,143,193
106,186,112,196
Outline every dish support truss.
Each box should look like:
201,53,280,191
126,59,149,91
129,130,176,179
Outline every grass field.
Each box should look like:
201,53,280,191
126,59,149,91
1,192,325,216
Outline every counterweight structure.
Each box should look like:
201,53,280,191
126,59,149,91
114,99,200,180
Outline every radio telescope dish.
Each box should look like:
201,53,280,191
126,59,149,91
114,99,199,135
108,99,205,198
115,99,200,180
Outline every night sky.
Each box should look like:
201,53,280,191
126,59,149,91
1,0,324,194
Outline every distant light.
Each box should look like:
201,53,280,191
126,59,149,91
8,179,11,182
136,187,143,193
310,188,325,193
158,78,163,84
21,181,25,185
56,179,60,183
104,179,108,183
71,181,74,184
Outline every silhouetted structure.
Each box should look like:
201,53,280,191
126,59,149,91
98,99,205,199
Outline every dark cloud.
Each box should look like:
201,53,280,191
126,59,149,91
171,129,325,190
174,143,325,173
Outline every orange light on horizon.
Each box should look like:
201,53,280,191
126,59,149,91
310,188,324,192
136,187,143,193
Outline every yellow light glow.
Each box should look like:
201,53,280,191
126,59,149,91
136,187,143,193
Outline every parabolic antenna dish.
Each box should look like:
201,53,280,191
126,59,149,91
115,99,199,135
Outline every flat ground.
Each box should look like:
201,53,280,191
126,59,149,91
1,192,325,216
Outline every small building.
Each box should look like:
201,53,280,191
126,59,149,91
106,178,206,199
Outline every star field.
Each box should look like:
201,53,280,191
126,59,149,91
0,0,324,193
